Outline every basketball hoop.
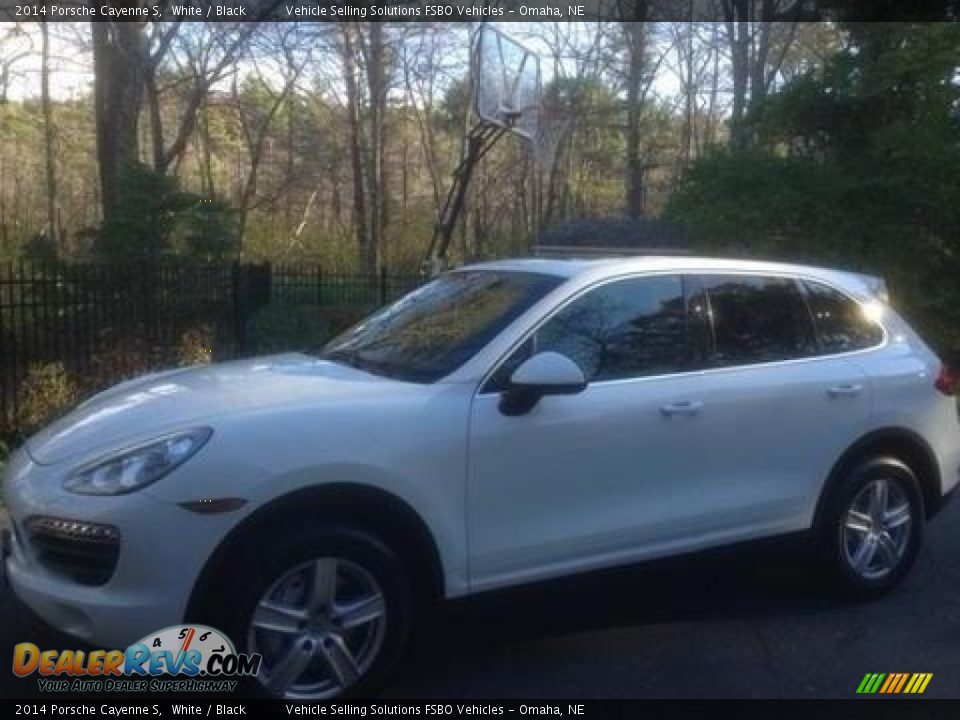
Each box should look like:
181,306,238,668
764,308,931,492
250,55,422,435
475,24,542,140
423,24,543,275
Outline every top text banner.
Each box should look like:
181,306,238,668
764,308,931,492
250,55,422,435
1,0,955,22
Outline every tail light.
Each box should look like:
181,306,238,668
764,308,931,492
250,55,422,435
935,363,958,396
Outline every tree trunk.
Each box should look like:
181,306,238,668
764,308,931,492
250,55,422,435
364,22,387,273
41,14,58,248
198,104,215,196
145,70,164,171
285,92,295,232
341,24,370,272
91,18,148,223
680,21,695,174
623,21,647,219
724,0,750,153
705,23,720,147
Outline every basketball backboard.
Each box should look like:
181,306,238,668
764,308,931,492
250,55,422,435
474,24,541,141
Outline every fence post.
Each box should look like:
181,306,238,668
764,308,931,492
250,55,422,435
378,265,388,306
231,261,244,353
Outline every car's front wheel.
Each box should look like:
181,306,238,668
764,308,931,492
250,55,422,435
214,525,413,699
821,456,924,596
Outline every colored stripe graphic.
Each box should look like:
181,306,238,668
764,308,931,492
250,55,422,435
856,673,885,694
879,674,896,693
904,673,933,694
857,673,932,694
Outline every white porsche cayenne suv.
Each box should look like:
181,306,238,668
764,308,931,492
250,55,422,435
3,256,959,698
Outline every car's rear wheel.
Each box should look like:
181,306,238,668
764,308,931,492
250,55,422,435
821,457,923,596
209,525,413,699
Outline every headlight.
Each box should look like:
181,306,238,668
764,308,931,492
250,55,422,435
63,428,212,496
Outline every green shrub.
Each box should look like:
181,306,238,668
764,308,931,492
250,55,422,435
15,362,79,434
88,345,154,389
92,163,238,262
177,324,215,366
247,303,332,355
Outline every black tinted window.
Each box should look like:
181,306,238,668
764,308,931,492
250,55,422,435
804,280,883,353
703,275,816,366
491,275,693,386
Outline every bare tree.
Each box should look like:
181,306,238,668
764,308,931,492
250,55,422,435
667,22,724,175
143,1,285,174
232,25,310,247
148,21,259,173
617,21,672,217
399,24,458,220
339,23,370,271
0,24,32,105
722,1,801,152
91,17,148,221
358,22,389,271
41,11,58,246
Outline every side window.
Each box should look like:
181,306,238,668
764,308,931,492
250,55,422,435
486,275,693,389
702,274,817,366
685,275,713,364
803,280,883,353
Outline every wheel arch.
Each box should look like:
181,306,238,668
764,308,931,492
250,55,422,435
184,483,446,622
814,427,941,532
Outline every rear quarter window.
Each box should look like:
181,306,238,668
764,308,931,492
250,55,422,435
803,280,884,353
701,274,817,366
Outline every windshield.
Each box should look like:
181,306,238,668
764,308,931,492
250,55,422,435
317,270,564,383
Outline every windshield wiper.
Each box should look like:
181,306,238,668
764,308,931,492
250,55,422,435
321,349,394,378
320,349,434,383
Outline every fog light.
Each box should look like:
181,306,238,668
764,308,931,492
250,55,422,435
25,516,121,542
24,516,121,586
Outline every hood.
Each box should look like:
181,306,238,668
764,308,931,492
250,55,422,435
25,353,396,466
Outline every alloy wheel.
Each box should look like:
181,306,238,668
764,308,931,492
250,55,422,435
248,557,387,699
841,478,913,581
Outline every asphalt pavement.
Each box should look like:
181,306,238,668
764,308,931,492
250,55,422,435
1,502,958,699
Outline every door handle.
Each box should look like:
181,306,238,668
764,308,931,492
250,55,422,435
826,383,863,398
660,400,704,416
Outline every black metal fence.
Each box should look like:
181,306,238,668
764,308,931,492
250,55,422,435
0,261,423,432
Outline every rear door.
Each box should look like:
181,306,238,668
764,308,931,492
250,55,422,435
693,273,875,536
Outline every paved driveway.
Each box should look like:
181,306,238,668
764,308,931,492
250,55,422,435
2,502,958,699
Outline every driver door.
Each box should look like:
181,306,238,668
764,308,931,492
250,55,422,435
467,274,713,591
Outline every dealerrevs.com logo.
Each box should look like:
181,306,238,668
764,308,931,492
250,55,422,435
13,625,261,693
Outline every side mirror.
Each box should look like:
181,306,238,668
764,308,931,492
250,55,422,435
499,351,587,416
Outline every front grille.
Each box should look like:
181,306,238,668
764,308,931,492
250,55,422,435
25,517,121,586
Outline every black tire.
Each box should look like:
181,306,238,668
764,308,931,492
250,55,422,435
196,524,413,699
818,456,924,597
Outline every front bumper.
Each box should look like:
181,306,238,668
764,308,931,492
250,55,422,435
2,449,237,648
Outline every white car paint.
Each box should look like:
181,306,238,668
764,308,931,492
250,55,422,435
4,256,959,648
